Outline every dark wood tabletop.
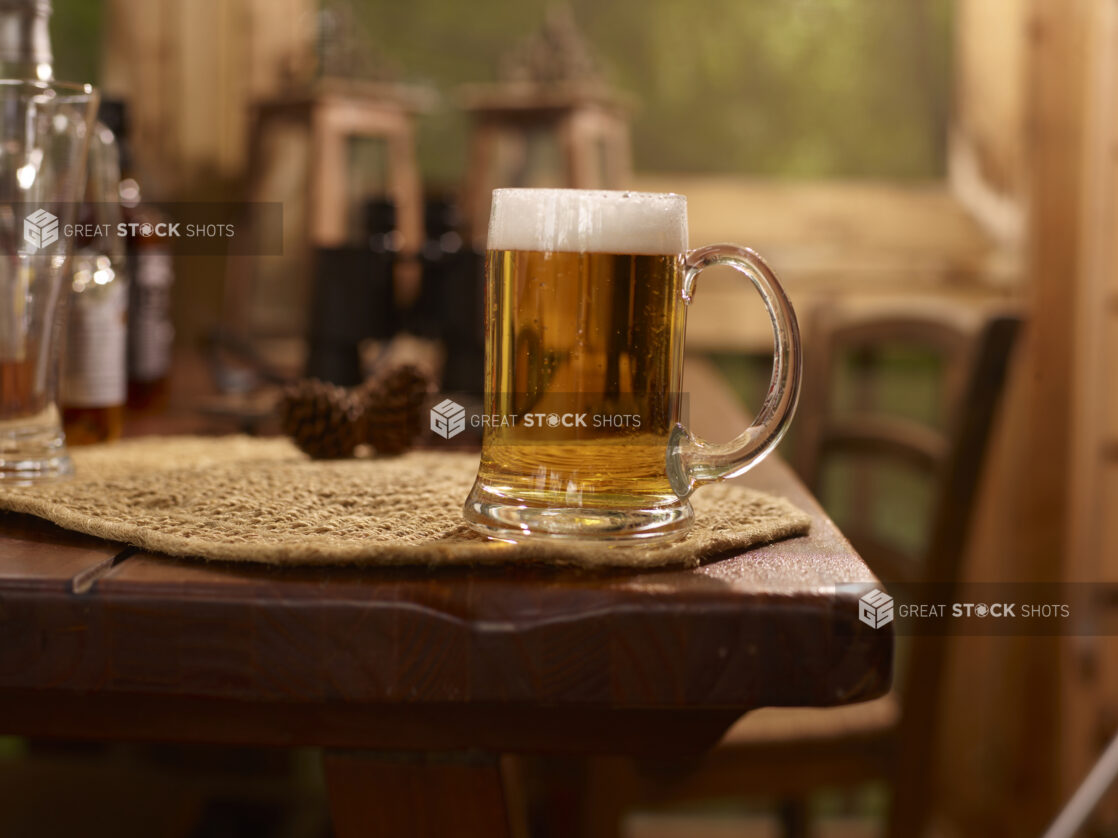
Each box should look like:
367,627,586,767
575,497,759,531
0,358,892,837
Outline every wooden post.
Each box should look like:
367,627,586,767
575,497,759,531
940,1,1093,834
101,0,315,192
1065,0,1118,826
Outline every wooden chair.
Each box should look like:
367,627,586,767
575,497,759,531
588,301,1021,838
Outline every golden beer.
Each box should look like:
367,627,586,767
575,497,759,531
476,248,685,507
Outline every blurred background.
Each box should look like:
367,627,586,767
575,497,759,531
6,0,1118,836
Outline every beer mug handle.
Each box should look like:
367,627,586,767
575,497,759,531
667,244,802,497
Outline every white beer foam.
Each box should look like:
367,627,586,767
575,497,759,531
488,188,688,255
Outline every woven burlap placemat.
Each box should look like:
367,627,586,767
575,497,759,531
0,436,811,569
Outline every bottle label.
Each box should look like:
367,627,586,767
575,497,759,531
62,278,127,408
129,249,175,382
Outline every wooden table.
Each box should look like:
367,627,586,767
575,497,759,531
0,360,892,837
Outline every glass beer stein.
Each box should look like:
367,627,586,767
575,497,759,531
464,188,800,543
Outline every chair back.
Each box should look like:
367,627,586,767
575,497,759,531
794,300,1021,835
796,301,1020,588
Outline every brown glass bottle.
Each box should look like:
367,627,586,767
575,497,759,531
123,215,175,412
108,101,175,413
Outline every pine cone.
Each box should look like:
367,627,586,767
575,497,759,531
363,364,431,455
279,379,364,459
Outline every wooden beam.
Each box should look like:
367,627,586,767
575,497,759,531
1065,0,1118,827
100,0,315,192
940,1,1091,834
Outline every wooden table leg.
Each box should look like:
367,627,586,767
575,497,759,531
323,750,519,838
